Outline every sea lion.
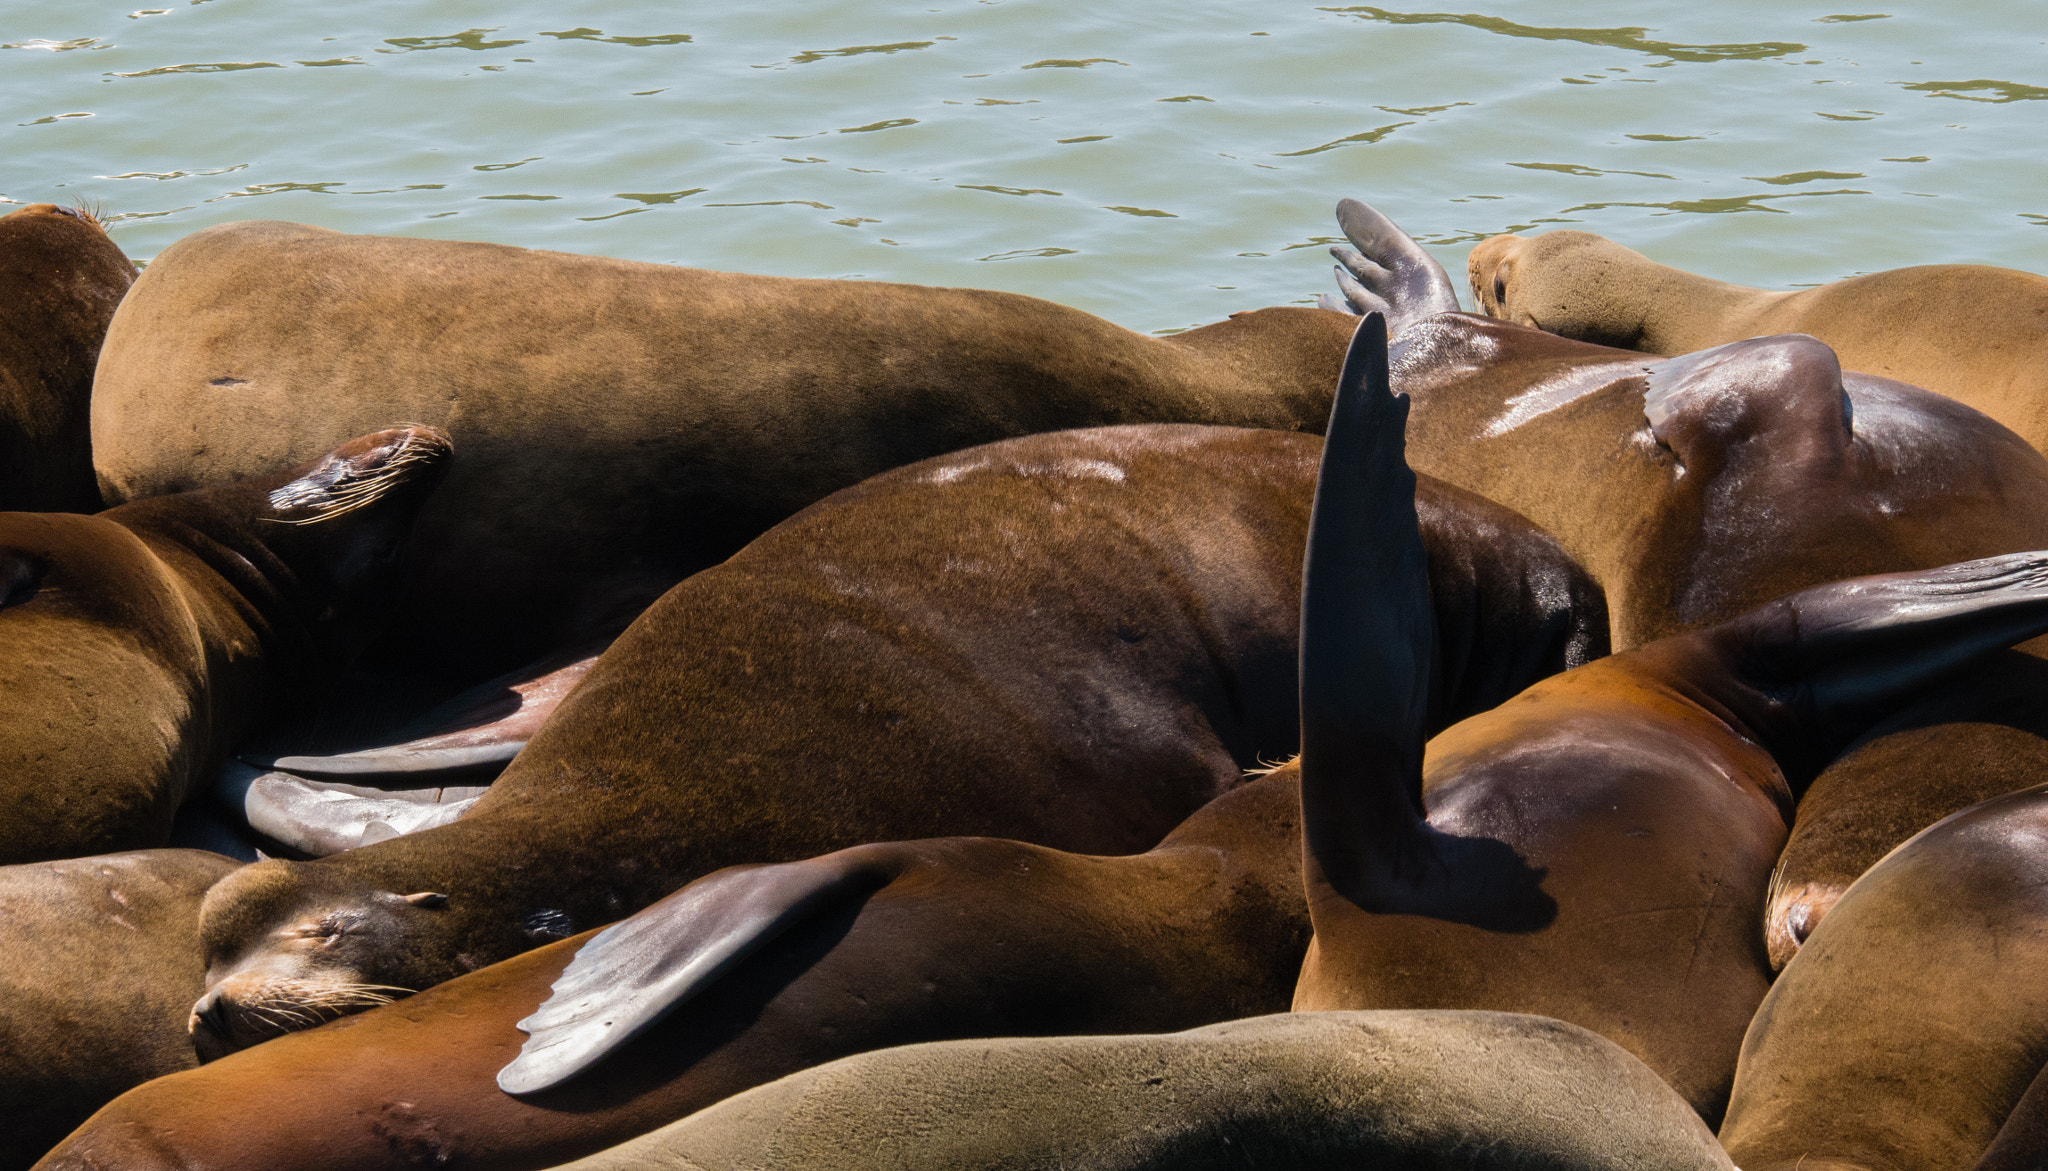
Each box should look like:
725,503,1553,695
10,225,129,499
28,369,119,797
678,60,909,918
544,1012,1733,1171
1762,647,2048,967
45,774,1306,1171
0,425,450,863
1464,227,2048,452
0,848,238,1168
182,421,1608,1055
0,202,133,514
1288,316,2048,1121
1720,784,2048,1171
92,220,1364,678
1320,199,2048,651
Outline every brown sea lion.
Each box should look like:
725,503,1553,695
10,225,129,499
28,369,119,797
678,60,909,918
92,220,1364,678
1720,784,2048,1171
180,421,1608,1055
1464,228,2048,452
0,425,450,863
0,202,133,515
1289,317,2048,1122
0,848,238,1168
1320,199,2048,651
546,1012,1733,1171
45,774,1305,1171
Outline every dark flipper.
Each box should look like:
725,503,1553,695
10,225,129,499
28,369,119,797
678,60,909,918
497,848,897,1095
1299,313,1434,860
1318,199,1463,335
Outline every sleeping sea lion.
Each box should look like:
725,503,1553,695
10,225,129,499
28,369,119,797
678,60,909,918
0,849,238,1168
544,1012,1733,1171
1464,227,2048,452
1720,784,2048,1171
1289,316,2048,1122
0,202,134,514
92,221,1362,677
181,421,1608,1056
1319,199,2048,651
0,426,450,863
47,774,1305,1171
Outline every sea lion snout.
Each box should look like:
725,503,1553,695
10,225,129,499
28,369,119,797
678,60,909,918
1467,233,1530,320
1765,881,1845,970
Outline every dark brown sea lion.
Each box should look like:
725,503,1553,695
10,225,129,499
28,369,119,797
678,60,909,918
181,421,1608,1056
44,774,1305,1171
92,221,1364,678
1464,228,2048,452
1719,784,2048,1171
0,848,238,1169
0,202,133,515
0,425,450,863
1320,199,2048,651
1289,317,2048,1122
549,1012,1733,1171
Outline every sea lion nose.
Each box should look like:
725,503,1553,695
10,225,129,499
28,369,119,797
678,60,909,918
188,988,229,1038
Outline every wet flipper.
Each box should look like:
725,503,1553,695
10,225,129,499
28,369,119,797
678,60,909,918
496,848,897,1095
1319,198,1463,335
214,760,483,855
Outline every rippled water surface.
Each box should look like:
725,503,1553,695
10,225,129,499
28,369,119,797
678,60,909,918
5,2,2044,332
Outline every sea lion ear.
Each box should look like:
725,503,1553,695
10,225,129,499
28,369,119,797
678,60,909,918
1643,335,1850,470
266,425,452,526
401,891,448,909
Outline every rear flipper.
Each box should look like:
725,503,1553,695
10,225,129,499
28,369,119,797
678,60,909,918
213,760,483,855
496,847,898,1095
242,652,599,784
1643,334,1852,475
1317,198,1463,335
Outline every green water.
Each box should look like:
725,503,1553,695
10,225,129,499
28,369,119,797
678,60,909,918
4,1,2044,333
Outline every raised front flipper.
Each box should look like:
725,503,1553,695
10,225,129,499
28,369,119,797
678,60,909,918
1318,199,1463,336
496,848,897,1095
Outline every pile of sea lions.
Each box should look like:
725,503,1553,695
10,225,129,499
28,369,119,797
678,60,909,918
3,190,2047,1169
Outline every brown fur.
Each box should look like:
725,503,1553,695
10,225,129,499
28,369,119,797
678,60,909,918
42,776,1307,1171
0,849,238,1168
1466,230,2048,453
0,203,133,514
186,424,1606,1044
1721,785,2048,1171
92,221,1362,677
0,428,449,862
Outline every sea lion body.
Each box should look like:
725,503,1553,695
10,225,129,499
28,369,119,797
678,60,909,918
1467,229,2048,452
0,427,451,862
0,849,238,1168
1721,784,2048,1171
92,221,1360,675
0,203,133,514
182,423,1608,1050
548,1012,1733,1171
46,776,1306,1171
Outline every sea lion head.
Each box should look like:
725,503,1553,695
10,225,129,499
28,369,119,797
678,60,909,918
189,859,450,1061
1763,879,1846,971
1466,229,1657,351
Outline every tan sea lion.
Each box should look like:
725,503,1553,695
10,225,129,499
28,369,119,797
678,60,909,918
0,202,134,514
0,425,450,862
1720,784,2048,1171
1464,227,2048,451
1320,199,2048,651
92,221,1363,678
1289,317,2048,1122
544,1012,1734,1171
45,774,1306,1171
0,848,238,1168
179,421,1608,1056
